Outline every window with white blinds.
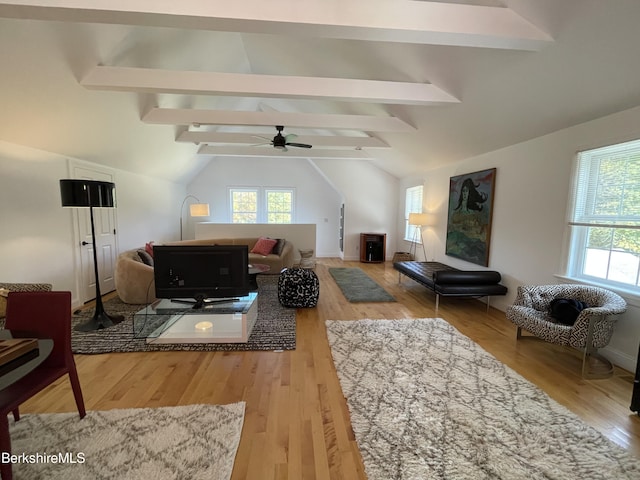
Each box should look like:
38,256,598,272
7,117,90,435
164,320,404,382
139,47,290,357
404,185,424,242
567,139,640,289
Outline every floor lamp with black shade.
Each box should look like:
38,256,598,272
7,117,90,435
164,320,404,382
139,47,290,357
60,179,124,331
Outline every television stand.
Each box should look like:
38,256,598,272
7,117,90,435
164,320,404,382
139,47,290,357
133,292,258,344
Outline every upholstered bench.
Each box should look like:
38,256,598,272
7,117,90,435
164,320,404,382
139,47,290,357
393,261,507,309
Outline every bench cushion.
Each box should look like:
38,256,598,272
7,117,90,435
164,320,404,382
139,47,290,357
393,261,507,298
393,261,455,289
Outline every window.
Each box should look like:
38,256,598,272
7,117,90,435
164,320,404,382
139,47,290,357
230,189,258,223
229,187,294,224
567,139,640,291
404,185,424,242
266,189,293,223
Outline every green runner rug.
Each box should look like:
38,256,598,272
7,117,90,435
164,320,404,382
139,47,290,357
328,267,396,303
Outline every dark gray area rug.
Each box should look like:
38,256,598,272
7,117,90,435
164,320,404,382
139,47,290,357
72,276,295,353
328,267,396,302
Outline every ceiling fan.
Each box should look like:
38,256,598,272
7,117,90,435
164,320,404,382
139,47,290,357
254,126,312,151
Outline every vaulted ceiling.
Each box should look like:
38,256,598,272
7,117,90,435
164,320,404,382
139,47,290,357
1,0,640,182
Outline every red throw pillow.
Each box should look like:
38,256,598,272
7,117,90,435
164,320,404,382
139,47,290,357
251,237,277,256
145,241,155,258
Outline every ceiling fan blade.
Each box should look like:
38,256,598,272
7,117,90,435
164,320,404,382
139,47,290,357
286,143,312,149
284,133,298,141
251,142,271,147
252,135,272,142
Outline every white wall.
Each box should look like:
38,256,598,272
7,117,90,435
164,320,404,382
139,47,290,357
399,105,640,371
187,157,344,257
0,141,184,308
312,159,399,261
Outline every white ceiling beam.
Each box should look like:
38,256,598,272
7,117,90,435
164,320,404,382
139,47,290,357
143,108,416,133
196,145,371,159
82,67,459,105
178,131,390,149
0,0,552,50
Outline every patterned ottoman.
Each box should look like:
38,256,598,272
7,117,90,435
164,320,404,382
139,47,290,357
278,268,319,308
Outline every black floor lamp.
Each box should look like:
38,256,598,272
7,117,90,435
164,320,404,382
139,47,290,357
60,179,124,331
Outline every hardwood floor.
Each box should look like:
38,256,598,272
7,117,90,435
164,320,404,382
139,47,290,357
20,259,640,478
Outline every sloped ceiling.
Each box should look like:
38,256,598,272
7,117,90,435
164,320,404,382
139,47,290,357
1,0,640,182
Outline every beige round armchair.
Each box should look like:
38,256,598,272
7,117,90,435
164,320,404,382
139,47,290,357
506,284,627,378
114,250,156,304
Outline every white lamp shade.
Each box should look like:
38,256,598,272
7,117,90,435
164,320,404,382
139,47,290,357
408,212,430,226
189,203,210,217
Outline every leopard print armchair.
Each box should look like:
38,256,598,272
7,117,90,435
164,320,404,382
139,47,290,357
506,284,626,378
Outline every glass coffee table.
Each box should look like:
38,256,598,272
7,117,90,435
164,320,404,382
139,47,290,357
248,263,270,290
133,292,258,344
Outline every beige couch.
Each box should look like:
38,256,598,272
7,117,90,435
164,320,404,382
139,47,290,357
114,237,294,304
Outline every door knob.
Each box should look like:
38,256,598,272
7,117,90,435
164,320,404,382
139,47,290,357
81,241,90,246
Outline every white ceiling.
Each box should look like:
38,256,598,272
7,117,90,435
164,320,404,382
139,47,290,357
1,0,640,182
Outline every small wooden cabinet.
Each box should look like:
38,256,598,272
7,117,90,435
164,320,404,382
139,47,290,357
360,233,386,263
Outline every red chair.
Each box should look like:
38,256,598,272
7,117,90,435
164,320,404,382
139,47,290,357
0,291,86,480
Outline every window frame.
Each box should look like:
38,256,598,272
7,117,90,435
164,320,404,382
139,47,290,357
229,187,258,224
264,188,294,224
404,185,424,242
229,186,295,224
566,138,640,293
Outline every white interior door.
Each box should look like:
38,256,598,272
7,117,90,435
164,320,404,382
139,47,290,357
73,166,118,303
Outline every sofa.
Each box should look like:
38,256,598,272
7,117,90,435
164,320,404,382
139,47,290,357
393,261,508,309
114,237,294,304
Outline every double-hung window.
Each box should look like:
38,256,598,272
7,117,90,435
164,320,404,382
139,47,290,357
404,185,424,242
229,187,294,224
230,188,258,223
265,189,293,223
567,139,640,291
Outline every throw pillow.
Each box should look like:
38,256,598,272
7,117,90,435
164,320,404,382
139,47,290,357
549,298,589,325
272,238,286,256
137,249,154,266
251,237,278,256
145,241,155,258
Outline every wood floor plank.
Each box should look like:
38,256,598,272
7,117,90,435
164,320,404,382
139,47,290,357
17,259,640,478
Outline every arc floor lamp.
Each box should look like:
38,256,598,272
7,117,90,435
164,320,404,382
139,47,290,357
60,179,124,331
180,195,210,240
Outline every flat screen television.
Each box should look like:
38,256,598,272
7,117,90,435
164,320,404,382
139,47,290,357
153,245,250,308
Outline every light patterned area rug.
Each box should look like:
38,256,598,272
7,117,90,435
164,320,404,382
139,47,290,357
9,403,245,480
326,318,640,480
328,267,396,302
72,275,295,353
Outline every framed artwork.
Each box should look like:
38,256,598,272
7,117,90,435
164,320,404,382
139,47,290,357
445,168,496,266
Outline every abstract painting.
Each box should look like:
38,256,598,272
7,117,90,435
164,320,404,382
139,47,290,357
445,168,496,266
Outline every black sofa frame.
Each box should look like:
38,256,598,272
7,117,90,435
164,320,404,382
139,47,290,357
393,261,508,310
